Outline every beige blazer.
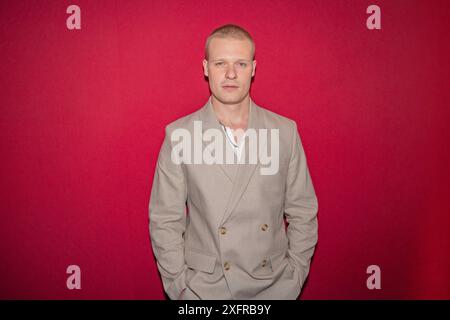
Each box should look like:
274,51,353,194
149,96,318,300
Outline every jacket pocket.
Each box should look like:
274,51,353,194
185,247,217,274
249,248,289,280
269,249,290,271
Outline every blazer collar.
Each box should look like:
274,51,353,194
198,95,265,132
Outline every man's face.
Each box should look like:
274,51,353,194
203,37,256,105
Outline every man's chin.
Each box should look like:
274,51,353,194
214,93,247,105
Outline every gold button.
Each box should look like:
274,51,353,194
261,259,267,267
223,262,230,270
261,224,269,231
219,227,227,235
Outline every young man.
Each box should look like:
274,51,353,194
149,24,318,300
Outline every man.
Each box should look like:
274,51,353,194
149,24,318,300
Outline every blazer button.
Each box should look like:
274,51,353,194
223,262,230,270
261,259,268,267
261,224,269,231
219,227,227,235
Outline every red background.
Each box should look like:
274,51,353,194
1,0,449,299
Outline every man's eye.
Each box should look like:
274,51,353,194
239,63,247,67
215,62,224,66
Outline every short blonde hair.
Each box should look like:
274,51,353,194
204,24,255,60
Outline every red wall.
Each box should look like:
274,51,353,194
1,0,449,299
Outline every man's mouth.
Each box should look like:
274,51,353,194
222,85,239,91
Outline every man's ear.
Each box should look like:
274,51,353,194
203,59,208,77
251,60,257,77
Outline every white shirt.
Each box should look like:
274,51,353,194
220,123,247,162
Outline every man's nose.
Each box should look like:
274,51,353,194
225,66,237,79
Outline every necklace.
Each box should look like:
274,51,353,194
220,123,240,148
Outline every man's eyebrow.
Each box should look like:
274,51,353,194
210,58,251,62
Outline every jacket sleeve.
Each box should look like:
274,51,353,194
149,125,188,300
284,121,319,291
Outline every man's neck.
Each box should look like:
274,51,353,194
211,95,250,131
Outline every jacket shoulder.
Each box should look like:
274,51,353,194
257,104,297,132
164,107,203,133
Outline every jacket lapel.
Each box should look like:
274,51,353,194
198,97,238,182
221,98,267,225
198,96,268,224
